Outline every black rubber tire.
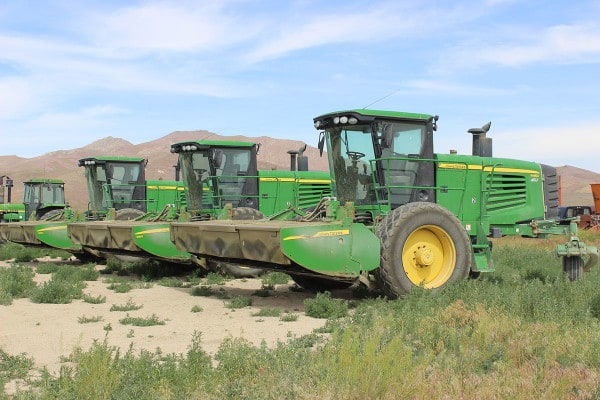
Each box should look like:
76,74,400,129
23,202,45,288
212,262,264,278
39,209,64,221
74,251,104,265
563,256,583,281
375,202,472,298
115,208,145,221
290,274,354,292
231,207,264,220
209,207,265,277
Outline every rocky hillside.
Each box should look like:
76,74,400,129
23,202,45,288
0,131,598,211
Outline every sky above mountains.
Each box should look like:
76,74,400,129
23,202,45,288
1,0,599,172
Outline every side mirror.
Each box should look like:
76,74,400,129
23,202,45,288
317,132,325,156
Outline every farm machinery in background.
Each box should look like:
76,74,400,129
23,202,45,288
557,183,600,231
0,176,68,222
170,109,598,298
67,140,331,276
0,157,184,262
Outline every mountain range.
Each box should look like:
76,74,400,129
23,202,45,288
0,131,598,211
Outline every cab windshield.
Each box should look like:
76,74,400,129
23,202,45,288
325,120,426,206
326,125,376,205
23,183,65,206
179,147,253,211
105,162,142,210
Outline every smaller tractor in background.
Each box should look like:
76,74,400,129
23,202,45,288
0,176,68,222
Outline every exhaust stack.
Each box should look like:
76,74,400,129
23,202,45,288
469,122,492,157
287,144,309,171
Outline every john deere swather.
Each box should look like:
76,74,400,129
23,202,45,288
67,140,330,276
170,109,599,297
0,157,183,262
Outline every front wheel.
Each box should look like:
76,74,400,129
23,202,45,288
375,202,472,298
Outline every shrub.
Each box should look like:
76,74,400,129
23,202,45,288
30,278,84,304
252,307,281,317
205,272,227,285
78,315,103,324
190,286,213,297
261,272,290,289
119,314,165,327
110,299,142,312
304,291,348,319
227,296,252,309
82,294,106,304
0,265,36,302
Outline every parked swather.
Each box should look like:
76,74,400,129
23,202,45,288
170,109,599,297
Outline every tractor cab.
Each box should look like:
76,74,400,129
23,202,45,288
314,110,436,222
170,141,259,216
78,157,147,217
22,179,67,220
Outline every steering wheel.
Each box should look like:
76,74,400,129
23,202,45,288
346,151,365,161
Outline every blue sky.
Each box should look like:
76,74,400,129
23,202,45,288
1,0,600,172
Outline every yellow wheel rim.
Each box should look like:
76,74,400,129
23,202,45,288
402,224,457,288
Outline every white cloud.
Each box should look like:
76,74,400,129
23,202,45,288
84,2,259,53
493,123,600,171
404,79,515,96
436,22,600,72
244,3,437,63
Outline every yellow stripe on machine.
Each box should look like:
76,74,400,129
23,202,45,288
283,229,350,241
438,163,540,177
146,186,185,190
37,225,67,234
134,227,169,238
259,178,330,184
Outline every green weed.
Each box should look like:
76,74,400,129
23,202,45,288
110,298,142,312
304,291,348,319
82,294,106,304
252,307,281,317
191,305,203,313
190,286,213,297
78,315,103,324
0,264,36,304
119,314,165,327
227,296,252,309
204,272,227,285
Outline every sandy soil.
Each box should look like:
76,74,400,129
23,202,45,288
0,259,343,380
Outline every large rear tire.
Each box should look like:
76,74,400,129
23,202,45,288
563,256,583,281
39,209,64,221
209,207,265,278
115,208,145,220
375,202,472,298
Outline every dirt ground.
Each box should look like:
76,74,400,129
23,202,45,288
0,258,343,379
